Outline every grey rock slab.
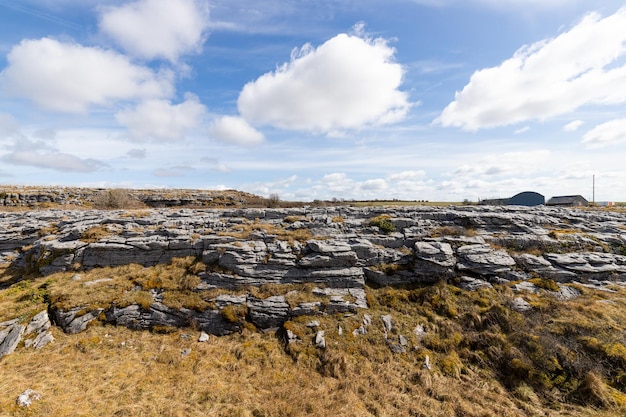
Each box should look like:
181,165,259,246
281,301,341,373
307,240,352,253
364,268,419,287
458,276,493,291
544,252,626,277
54,307,103,334
25,330,54,349
510,297,532,312
381,314,394,333
0,318,19,328
213,294,247,308
456,244,516,276
247,295,290,329
297,252,358,268
414,242,456,267
389,344,406,354
0,324,25,358
513,281,539,293
192,310,240,336
554,285,581,301
25,310,51,335
290,302,323,316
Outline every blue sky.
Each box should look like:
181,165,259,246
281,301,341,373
1,0,626,202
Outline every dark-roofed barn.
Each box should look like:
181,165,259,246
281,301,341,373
509,191,545,207
546,195,589,207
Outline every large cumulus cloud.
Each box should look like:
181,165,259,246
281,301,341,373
436,8,626,130
236,30,411,133
99,0,210,62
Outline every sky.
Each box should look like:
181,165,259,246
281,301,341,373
1,0,626,202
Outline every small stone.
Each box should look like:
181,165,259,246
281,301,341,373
286,329,299,343
510,297,532,312
180,333,191,340
352,325,367,336
181,348,192,358
306,320,320,328
198,332,210,342
338,326,343,336
315,331,326,349
399,334,408,346
362,314,372,326
413,324,426,342
421,355,432,370
381,314,394,333
389,344,406,354
16,389,41,407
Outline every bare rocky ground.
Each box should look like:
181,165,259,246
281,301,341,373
2,203,625,343
2,195,626,414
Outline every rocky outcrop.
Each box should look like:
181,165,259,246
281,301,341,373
3,203,626,354
0,311,54,359
0,187,260,208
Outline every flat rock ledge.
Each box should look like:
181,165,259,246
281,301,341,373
2,204,626,350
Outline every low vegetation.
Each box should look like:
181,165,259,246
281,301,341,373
2,256,626,416
369,214,396,234
217,218,314,245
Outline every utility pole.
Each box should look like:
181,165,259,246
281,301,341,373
592,174,595,204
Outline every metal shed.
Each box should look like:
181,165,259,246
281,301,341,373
509,191,545,206
546,195,589,207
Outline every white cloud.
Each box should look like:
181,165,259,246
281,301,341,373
3,150,106,172
209,116,264,146
388,170,427,181
514,126,530,134
0,113,20,137
99,0,210,62
563,120,584,132
436,8,626,130
237,30,411,133
126,148,146,158
0,37,173,112
453,150,550,177
201,157,231,173
410,0,595,9
582,118,626,147
152,165,194,177
361,179,388,191
317,173,355,194
116,94,207,141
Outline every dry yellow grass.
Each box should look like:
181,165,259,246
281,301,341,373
3,259,626,415
217,219,314,246
0,312,620,417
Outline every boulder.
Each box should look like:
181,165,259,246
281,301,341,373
54,307,103,334
458,276,493,291
456,244,516,277
413,241,456,281
16,389,42,408
0,323,25,359
247,296,290,329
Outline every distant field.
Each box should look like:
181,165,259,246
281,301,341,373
348,200,463,207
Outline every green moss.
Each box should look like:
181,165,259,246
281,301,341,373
369,215,396,234
529,278,560,292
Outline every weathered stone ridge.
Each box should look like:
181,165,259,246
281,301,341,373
2,204,626,339
0,187,258,208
